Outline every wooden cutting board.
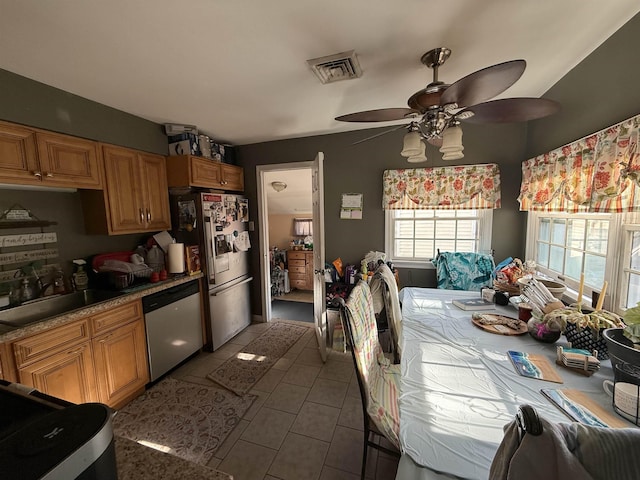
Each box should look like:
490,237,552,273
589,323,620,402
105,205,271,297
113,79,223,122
472,314,528,335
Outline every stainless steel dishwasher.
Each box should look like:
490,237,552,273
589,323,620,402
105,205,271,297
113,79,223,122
142,280,203,382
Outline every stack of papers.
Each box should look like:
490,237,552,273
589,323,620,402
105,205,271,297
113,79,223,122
558,347,600,372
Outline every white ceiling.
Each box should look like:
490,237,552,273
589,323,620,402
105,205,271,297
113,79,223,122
1,1,639,146
264,169,312,215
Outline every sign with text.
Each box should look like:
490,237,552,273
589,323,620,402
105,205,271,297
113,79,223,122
0,232,57,248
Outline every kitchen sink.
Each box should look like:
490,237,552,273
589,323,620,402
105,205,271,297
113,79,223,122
0,290,125,328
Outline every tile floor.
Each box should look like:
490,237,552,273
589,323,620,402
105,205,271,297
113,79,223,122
171,320,399,480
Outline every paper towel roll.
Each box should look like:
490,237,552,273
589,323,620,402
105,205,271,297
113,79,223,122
167,243,185,273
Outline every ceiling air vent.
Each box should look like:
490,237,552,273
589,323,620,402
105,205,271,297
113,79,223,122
307,50,362,84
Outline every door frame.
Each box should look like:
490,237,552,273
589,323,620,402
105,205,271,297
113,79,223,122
257,160,321,323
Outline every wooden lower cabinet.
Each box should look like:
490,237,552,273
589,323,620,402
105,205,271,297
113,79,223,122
93,318,148,409
9,299,149,408
18,342,97,405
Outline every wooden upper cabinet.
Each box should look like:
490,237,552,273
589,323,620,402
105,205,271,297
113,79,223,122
221,163,244,191
35,131,103,188
166,155,244,191
83,145,170,235
102,145,146,233
0,120,102,189
139,152,171,232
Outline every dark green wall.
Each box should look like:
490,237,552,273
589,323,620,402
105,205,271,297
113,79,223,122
238,122,527,314
0,68,167,154
526,12,640,158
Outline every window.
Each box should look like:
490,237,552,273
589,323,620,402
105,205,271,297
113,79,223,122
526,211,640,313
294,218,312,236
385,209,493,268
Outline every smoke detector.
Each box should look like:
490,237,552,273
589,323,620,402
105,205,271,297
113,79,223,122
307,50,362,84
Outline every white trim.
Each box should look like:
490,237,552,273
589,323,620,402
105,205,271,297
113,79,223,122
384,209,493,266
256,161,316,325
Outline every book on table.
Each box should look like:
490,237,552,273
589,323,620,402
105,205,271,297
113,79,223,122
452,298,495,311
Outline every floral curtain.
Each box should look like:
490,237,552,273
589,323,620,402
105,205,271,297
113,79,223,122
519,114,640,212
382,163,501,210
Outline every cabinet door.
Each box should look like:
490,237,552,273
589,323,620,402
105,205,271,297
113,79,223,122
18,342,97,404
221,164,244,191
190,156,223,188
103,145,146,234
138,153,171,231
92,319,149,408
0,121,40,184
35,131,103,189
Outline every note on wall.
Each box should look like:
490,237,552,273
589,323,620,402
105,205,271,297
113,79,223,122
340,193,363,220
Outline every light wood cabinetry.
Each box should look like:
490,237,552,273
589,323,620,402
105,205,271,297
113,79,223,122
13,319,97,404
288,250,314,290
166,155,244,191
8,299,149,408
91,302,148,409
82,145,171,235
0,120,103,189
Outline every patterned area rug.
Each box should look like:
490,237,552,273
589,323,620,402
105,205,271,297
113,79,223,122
113,377,256,466
207,321,310,395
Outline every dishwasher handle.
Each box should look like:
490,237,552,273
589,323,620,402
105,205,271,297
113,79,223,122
142,280,200,313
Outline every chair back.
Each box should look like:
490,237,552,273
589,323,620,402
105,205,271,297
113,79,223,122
370,264,402,362
341,280,400,448
433,251,495,291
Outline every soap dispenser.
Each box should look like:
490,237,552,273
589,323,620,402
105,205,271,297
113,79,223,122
72,259,89,291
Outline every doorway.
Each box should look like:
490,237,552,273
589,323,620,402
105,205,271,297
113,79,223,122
257,163,315,324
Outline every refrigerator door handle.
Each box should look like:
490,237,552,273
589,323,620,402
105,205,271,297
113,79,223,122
203,216,216,283
210,277,253,296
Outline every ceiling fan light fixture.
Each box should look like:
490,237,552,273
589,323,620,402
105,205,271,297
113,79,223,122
407,141,427,163
271,181,287,192
439,124,464,160
401,131,423,157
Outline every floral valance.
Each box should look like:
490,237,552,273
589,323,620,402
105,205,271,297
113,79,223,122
519,113,640,212
382,163,501,210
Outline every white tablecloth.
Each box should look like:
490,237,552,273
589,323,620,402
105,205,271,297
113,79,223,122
397,287,619,480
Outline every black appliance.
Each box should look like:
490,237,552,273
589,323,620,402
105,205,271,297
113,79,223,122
0,381,117,480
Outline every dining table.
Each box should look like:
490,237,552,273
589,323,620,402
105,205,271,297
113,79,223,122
394,287,630,480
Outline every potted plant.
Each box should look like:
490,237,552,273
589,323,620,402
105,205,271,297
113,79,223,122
542,306,625,358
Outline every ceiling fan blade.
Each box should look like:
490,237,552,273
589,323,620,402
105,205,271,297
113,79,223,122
459,98,560,123
440,60,526,108
352,123,407,145
335,108,419,122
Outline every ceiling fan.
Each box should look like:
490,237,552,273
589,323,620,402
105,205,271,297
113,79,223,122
335,47,560,162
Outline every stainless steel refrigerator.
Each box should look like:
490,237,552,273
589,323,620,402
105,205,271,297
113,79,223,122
171,191,252,351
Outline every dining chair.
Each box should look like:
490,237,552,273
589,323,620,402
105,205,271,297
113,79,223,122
433,250,495,291
338,280,401,479
369,263,402,364
490,404,640,480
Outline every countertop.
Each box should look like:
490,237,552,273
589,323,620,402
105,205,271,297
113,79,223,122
115,436,232,480
0,272,204,342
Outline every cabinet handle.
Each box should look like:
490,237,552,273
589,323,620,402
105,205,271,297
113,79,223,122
146,208,151,222
68,347,84,355
33,171,42,178
139,208,144,223
45,172,54,178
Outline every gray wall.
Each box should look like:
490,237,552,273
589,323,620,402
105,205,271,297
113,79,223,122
525,13,640,158
0,68,167,154
238,123,527,314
